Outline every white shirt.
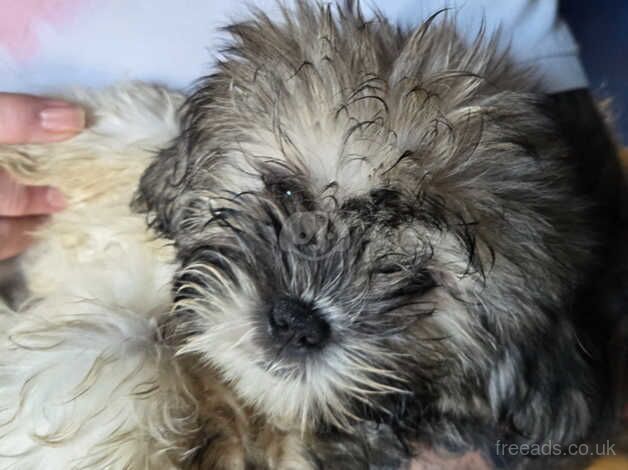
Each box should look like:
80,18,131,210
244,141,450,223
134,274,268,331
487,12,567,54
0,0,587,95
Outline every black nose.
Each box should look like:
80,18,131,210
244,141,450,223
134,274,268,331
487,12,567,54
268,298,330,352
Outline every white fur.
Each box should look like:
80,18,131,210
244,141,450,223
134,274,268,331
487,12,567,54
0,84,197,469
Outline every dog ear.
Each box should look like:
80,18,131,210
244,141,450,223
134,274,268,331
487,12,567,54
489,326,600,450
133,83,219,240
133,139,192,238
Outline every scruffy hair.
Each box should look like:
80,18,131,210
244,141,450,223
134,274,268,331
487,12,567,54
136,1,618,467
0,1,620,469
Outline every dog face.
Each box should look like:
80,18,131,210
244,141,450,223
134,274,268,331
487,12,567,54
137,1,598,445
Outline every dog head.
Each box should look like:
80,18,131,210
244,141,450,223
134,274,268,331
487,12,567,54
137,1,598,445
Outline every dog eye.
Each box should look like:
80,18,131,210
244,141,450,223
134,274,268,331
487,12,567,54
369,188,400,206
371,265,435,291
381,268,436,299
369,264,436,305
268,181,300,199
372,264,404,275
264,177,313,209
410,269,436,292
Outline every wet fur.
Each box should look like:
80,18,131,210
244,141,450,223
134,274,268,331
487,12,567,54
0,1,623,469
137,0,619,464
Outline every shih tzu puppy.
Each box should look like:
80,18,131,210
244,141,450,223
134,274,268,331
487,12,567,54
0,1,624,469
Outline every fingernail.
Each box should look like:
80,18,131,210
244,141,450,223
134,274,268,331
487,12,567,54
40,105,85,133
45,187,67,210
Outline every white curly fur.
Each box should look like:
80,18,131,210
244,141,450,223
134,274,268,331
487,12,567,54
0,83,198,469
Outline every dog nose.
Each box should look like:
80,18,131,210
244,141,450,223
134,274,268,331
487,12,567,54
269,298,330,352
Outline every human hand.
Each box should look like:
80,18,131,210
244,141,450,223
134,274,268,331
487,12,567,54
0,93,85,260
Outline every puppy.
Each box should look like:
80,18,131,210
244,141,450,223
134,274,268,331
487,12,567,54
0,1,623,469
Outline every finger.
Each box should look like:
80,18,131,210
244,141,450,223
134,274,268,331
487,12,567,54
0,215,47,260
0,171,66,216
0,93,85,144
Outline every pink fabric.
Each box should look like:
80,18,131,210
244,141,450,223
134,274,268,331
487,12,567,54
0,0,86,60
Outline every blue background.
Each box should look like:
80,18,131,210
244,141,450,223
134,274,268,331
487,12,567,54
562,1,628,143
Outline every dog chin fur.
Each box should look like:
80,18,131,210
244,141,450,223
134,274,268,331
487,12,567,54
0,1,622,469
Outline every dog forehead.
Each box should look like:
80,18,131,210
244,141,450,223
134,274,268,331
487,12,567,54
222,79,428,202
235,111,393,198
205,70,408,198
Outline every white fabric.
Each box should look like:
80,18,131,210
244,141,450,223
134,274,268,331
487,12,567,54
0,0,587,94
406,0,588,92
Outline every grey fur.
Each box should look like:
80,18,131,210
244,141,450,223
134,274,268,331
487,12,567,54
135,1,618,468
